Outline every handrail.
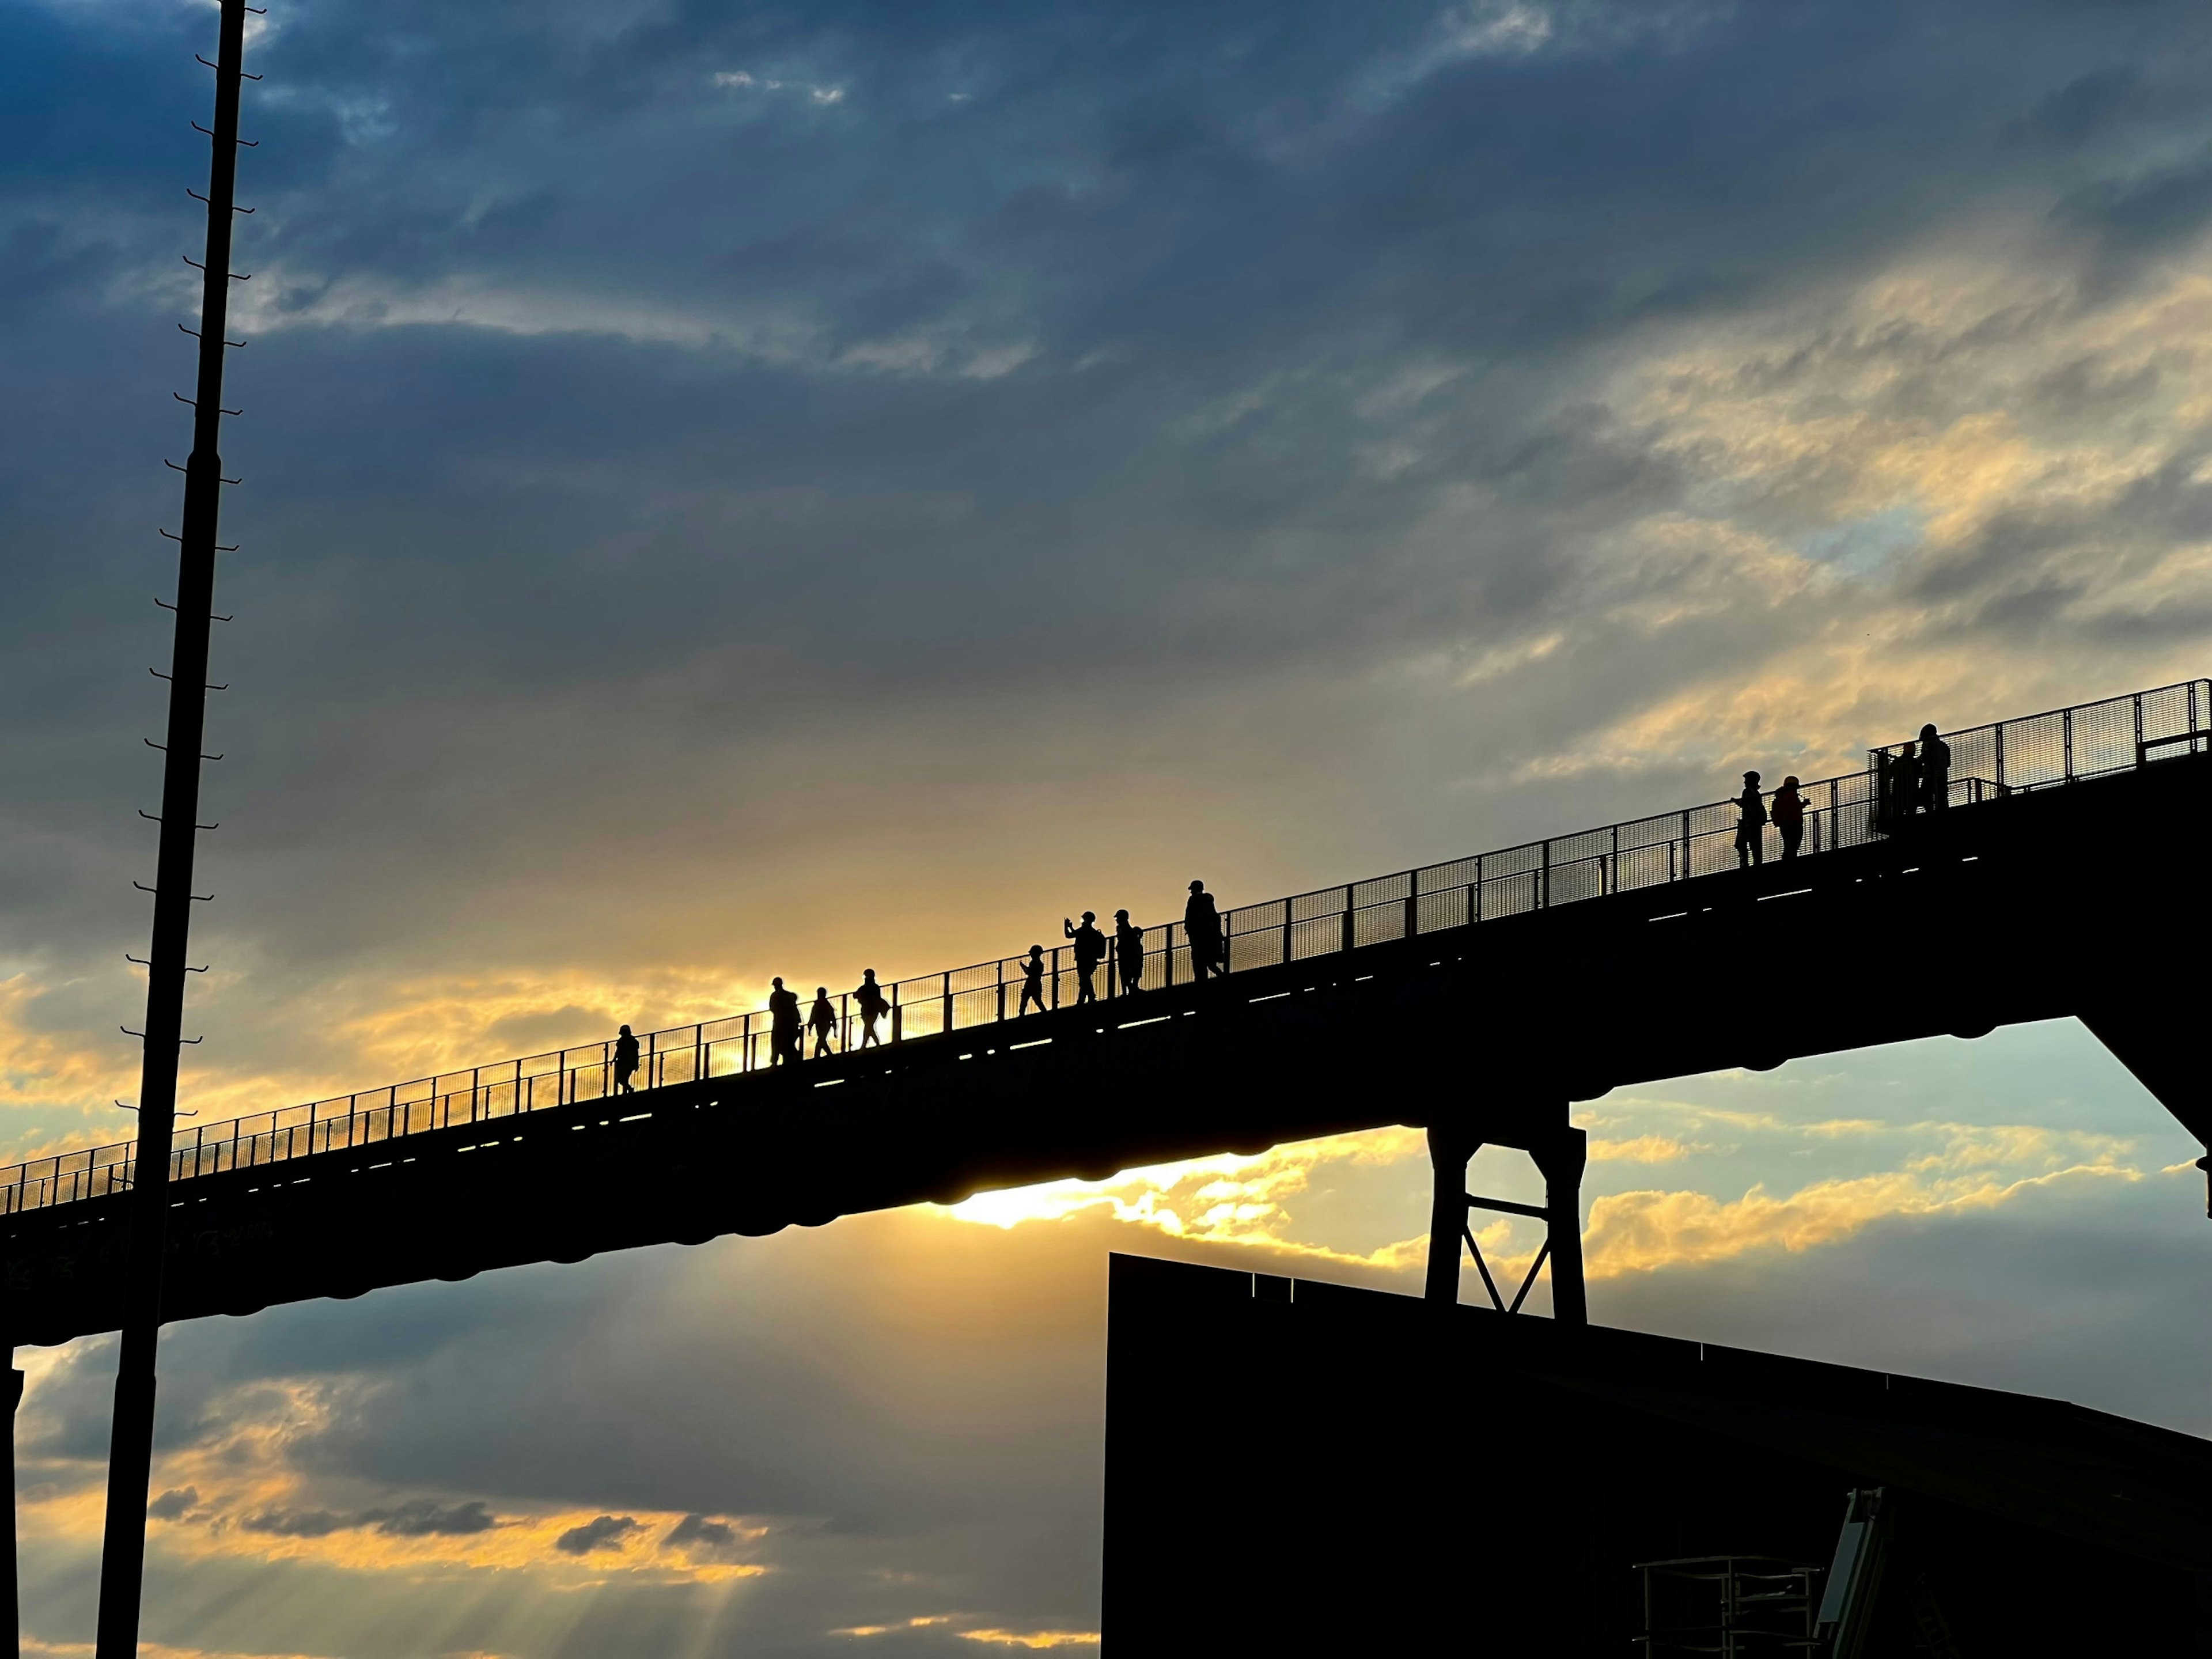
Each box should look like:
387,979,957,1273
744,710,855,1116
4,677,2204,1217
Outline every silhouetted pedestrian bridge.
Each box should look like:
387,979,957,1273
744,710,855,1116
5,680,2209,1344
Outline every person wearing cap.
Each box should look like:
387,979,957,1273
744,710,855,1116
1184,880,1226,979
1063,911,1107,1006
1918,724,1950,813
1016,945,1047,1015
1733,771,1768,868
1771,776,1808,860
1114,910,1145,996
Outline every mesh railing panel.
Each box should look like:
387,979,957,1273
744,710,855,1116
9,679,2201,1216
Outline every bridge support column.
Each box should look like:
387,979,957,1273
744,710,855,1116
1424,1123,1476,1304
1423,1115,1588,1324
1535,1128,1588,1328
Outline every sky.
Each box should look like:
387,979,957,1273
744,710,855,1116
5,0,2212,1650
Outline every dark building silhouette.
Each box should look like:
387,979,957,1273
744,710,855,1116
1104,1256,2212,1656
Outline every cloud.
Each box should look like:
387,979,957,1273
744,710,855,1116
1585,1162,2138,1278
146,1487,200,1521
554,1514,645,1555
236,1497,501,1539
363,1498,501,1536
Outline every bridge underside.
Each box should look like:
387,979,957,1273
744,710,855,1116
6,758,2207,1347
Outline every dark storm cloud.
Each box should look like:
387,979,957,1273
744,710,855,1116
240,1497,501,1537
146,1485,200,1520
666,1513,740,1551
555,1514,643,1554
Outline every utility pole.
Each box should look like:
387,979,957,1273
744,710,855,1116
94,1,254,1650
5,1358,21,1659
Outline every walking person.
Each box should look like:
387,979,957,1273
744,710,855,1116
1017,945,1047,1015
854,969,889,1048
1185,880,1226,979
1113,910,1145,996
808,986,838,1059
1733,772,1767,868
768,976,802,1067
1771,775,1807,861
1918,724,1951,813
1065,911,1107,1006
613,1024,641,1095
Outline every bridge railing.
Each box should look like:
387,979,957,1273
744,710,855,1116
6,679,2204,1217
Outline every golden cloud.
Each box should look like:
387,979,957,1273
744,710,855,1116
1584,1161,2137,1279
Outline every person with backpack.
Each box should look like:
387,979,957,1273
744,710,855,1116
1771,775,1808,861
854,969,889,1047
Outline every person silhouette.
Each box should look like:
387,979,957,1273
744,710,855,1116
1918,724,1950,813
1733,772,1767,868
613,1024,641,1095
768,977,802,1067
1017,945,1047,1015
854,969,889,1048
1892,739,1921,824
1065,911,1106,1006
808,986,838,1059
1114,910,1144,995
1771,775,1806,861
1185,880,1226,979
